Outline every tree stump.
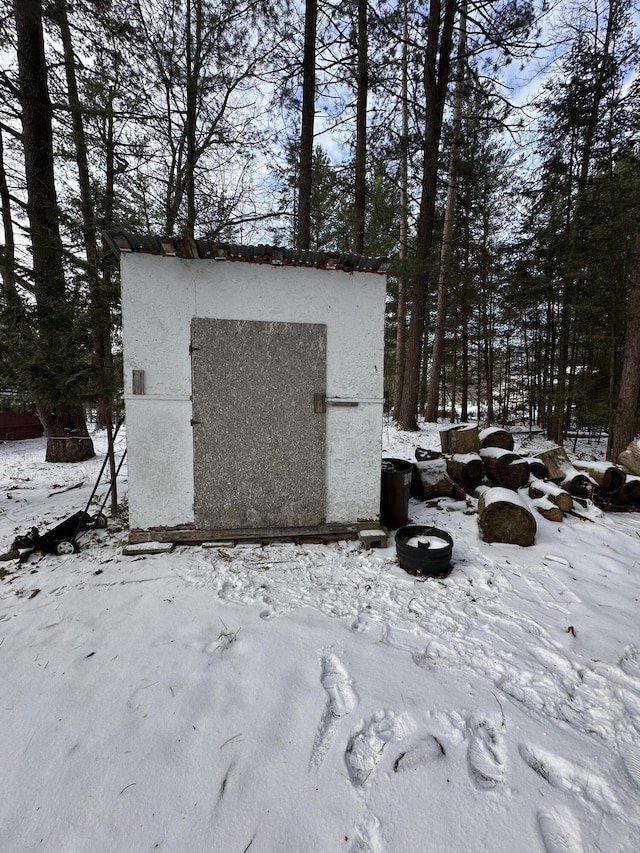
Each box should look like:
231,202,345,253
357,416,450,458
439,424,479,454
479,447,530,490
478,426,514,452
528,478,573,512
446,453,485,490
478,487,537,546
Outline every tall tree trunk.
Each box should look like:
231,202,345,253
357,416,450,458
0,128,18,303
549,0,619,444
424,2,466,422
352,0,367,254
396,0,457,430
610,232,640,461
56,0,117,478
14,0,94,462
392,0,409,419
297,0,317,249
185,0,199,237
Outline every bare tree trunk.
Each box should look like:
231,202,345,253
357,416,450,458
297,0,317,250
392,0,409,419
57,0,117,473
610,232,640,461
424,3,466,422
396,0,457,430
0,128,18,302
14,0,94,461
550,0,618,443
352,0,367,254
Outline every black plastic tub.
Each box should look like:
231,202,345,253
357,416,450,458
395,525,453,577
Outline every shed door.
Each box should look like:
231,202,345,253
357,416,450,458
191,318,327,530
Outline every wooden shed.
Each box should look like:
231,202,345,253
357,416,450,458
106,232,391,544
0,408,43,441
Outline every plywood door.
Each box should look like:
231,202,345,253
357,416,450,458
191,318,327,530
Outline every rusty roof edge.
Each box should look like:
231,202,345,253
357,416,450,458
102,231,394,274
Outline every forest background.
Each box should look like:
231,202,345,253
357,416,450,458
0,0,639,465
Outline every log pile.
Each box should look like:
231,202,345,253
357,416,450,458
408,427,639,548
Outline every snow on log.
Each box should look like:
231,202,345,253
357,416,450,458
531,496,564,523
478,426,514,452
479,447,530,490
533,446,595,497
477,486,537,546
617,475,640,506
573,461,626,495
618,440,640,476
439,424,479,454
528,478,573,513
446,453,485,489
410,461,466,501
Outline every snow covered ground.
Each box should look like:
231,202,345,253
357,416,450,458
1,422,640,852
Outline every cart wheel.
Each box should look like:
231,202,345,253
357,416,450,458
55,539,79,556
94,513,108,529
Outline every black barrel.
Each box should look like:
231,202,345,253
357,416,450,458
380,458,412,528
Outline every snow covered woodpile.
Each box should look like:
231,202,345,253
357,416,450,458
108,232,390,543
409,427,640,547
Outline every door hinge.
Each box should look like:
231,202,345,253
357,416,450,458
190,418,201,426
189,343,200,356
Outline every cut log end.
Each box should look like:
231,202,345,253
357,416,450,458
478,489,537,546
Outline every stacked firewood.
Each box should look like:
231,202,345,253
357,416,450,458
412,424,639,547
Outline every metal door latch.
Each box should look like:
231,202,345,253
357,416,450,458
314,393,359,413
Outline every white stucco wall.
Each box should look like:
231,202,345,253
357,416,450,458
121,253,386,531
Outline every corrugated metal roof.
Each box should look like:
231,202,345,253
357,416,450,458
102,231,393,274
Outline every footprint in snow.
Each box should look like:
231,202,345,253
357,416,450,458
309,652,358,771
345,710,408,787
519,742,621,815
349,811,382,853
467,716,506,789
537,806,584,853
393,735,446,773
619,646,640,680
